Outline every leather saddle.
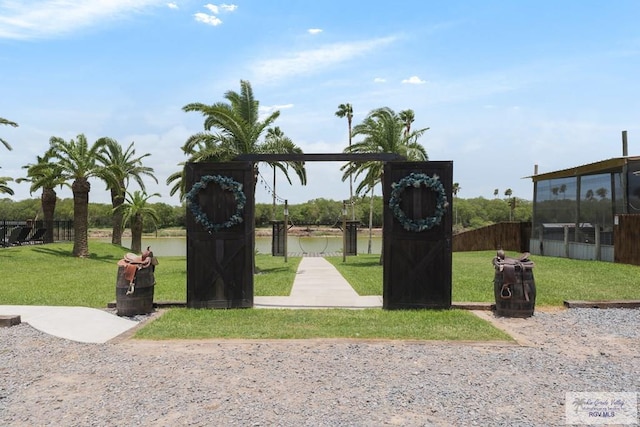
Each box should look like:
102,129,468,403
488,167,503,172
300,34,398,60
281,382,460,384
118,247,157,295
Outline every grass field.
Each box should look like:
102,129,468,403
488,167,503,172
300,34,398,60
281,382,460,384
327,252,640,306
1,242,639,340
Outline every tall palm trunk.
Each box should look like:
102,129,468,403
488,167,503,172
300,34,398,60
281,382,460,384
130,213,143,254
348,117,354,220
367,185,374,254
72,178,91,257
41,188,57,244
111,185,125,245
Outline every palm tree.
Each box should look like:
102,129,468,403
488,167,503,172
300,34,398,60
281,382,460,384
116,190,160,254
0,117,18,195
398,109,416,137
452,182,461,225
335,103,354,219
264,126,305,219
17,154,68,243
97,139,157,246
0,175,13,195
1,117,18,151
596,187,608,200
504,188,514,221
559,184,567,199
452,182,460,197
171,80,306,200
341,107,429,255
47,134,108,257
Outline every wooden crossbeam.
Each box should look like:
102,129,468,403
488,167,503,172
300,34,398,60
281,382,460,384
234,153,405,162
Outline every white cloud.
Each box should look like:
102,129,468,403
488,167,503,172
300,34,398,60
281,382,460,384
374,77,386,83
261,104,294,113
220,4,238,12
204,3,237,14
167,2,178,9
259,104,294,119
0,0,165,40
251,36,397,83
197,3,237,26
204,4,219,14
402,76,427,84
194,12,222,26
308,28,323,35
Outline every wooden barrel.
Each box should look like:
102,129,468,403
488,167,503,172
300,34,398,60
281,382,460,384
116,265,155,316
493,263,536,318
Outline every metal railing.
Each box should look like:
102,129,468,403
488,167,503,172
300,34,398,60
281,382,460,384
0,220,74,245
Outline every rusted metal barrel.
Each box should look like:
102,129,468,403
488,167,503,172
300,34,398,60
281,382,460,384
493,252,536,317
116,265,155,316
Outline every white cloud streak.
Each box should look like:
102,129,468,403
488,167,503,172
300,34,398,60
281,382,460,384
167,2,178,9
0,0,165,40
220,4,237,12
194,12,222,26
251,36,397,83
197,3,237,26
402,75,427,84
308,28,322,35
204,4,220,14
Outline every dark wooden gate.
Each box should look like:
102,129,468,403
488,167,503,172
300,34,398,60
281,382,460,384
383,161,453,309
185,162,255,308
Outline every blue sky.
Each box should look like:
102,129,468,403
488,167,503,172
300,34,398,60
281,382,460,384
1,0,639,207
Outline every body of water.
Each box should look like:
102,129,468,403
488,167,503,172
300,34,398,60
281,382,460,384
98,235,383,257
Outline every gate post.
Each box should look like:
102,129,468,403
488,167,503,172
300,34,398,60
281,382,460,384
382,161,453,309
185,162,255,308
345,220,359,255
271,220,285,256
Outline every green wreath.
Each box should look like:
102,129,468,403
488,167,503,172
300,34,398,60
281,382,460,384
186,175,247,233
389,172,448,232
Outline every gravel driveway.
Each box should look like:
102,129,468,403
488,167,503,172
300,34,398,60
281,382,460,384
1,308,638,426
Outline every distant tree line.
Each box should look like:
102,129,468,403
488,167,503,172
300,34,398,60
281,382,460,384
1,195,531,233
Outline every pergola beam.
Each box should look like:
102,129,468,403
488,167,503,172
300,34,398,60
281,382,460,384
234,153,405,162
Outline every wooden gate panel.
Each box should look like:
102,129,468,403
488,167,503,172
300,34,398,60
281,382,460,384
185,162,255,308
383,161,453,309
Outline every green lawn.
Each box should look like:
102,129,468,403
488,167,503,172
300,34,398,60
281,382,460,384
135,307,510,340
2,242,639,340
327,252,640,306
0,242,299,307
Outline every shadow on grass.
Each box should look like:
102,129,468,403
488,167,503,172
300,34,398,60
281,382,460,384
31,245,123,263
340,260,381,268
255,266,292,274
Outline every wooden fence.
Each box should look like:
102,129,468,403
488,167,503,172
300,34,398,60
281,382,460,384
452,222,531,253
613,215,640,265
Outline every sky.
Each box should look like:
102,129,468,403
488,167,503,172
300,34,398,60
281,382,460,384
1,0,640,207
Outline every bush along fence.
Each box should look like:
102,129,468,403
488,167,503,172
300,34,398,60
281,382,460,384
1,220,73,246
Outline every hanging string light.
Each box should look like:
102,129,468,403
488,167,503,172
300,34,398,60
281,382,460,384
257,170,286,204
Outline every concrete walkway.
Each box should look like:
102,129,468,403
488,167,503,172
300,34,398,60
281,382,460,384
0,257,381,343
254,257,383,309
0,305,138,344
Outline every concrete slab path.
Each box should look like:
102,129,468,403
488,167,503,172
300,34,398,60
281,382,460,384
0,305,138,344
254,257,382,309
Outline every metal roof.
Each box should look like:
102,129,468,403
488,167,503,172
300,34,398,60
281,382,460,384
527,156,640,182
